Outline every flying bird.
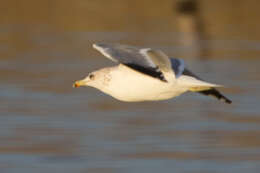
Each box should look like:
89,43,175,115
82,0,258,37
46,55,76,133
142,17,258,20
73,43,231,104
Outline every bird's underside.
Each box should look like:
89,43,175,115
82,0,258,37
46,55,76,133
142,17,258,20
112,64,232,104
120,63,232,104
129,66,232,104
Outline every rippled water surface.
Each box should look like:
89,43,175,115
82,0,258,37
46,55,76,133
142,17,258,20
1,30,260,173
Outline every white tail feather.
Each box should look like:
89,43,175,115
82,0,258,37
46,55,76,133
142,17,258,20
178,75,222,92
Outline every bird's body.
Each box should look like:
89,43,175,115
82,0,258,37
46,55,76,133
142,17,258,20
74,43,232,104
94,64,186,102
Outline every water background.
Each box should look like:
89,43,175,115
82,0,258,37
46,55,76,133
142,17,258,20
1,1,260,172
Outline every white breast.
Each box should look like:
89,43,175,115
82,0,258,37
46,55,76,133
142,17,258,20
99,65,187,102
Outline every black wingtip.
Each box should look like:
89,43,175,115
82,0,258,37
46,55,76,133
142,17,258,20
221,96,232,104
198,88,232,104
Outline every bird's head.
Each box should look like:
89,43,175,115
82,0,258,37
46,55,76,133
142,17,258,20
73,67,112,90
73,72,97,88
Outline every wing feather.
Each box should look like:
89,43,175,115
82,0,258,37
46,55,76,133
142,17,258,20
93,43,156,68
93,43,174,81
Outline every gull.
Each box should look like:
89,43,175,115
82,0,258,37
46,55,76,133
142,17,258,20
73,43,232,104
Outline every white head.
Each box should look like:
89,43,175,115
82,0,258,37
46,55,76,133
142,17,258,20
73,68,111,90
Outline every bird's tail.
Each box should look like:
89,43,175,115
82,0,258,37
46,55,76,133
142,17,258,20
178,77,231,104
179,69,232,104
187,83,232,104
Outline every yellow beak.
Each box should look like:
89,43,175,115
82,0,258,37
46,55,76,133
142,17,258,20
73,80,85,88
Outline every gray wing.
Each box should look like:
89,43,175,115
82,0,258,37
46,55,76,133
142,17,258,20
93,43,174,81
170,58,185,78
93,43,156,68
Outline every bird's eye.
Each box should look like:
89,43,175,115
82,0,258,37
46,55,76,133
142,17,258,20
89,74,95,79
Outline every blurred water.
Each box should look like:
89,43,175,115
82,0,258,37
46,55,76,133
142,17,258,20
1,30,260,173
